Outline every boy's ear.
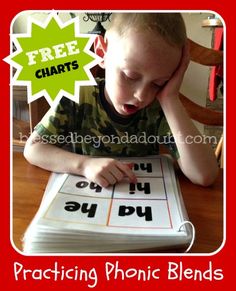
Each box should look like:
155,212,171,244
94,35,107,69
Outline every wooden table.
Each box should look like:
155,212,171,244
13,152,224,253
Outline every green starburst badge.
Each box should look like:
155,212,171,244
5,12,101,105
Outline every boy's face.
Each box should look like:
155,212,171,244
103,29,182,116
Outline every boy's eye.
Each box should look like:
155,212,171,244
153,83,162,89
153,80,168,90
122,71,139,80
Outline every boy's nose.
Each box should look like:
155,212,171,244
133,85,150,103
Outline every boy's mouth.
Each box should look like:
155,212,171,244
123,104,139,114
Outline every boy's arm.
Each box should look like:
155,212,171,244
24,131,86,175
159,97,218,186
157,44,219,186
24,131,136,187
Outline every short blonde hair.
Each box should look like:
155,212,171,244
108,13,187,47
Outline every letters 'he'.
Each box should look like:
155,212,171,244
64,201,97,217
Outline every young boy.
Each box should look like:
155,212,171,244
24,13,219,187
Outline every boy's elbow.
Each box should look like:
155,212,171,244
23,135,39,165
23,140,34,164
191,166,219,187
179,158,220,187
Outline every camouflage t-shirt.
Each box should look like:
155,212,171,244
35,79,178,158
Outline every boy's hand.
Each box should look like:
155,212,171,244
80,157,137,188
156,42,190,103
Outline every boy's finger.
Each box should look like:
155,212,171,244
118,162,137,183
126,163,134,169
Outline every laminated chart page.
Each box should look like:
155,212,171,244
23,156,192,253
35,156,190,237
